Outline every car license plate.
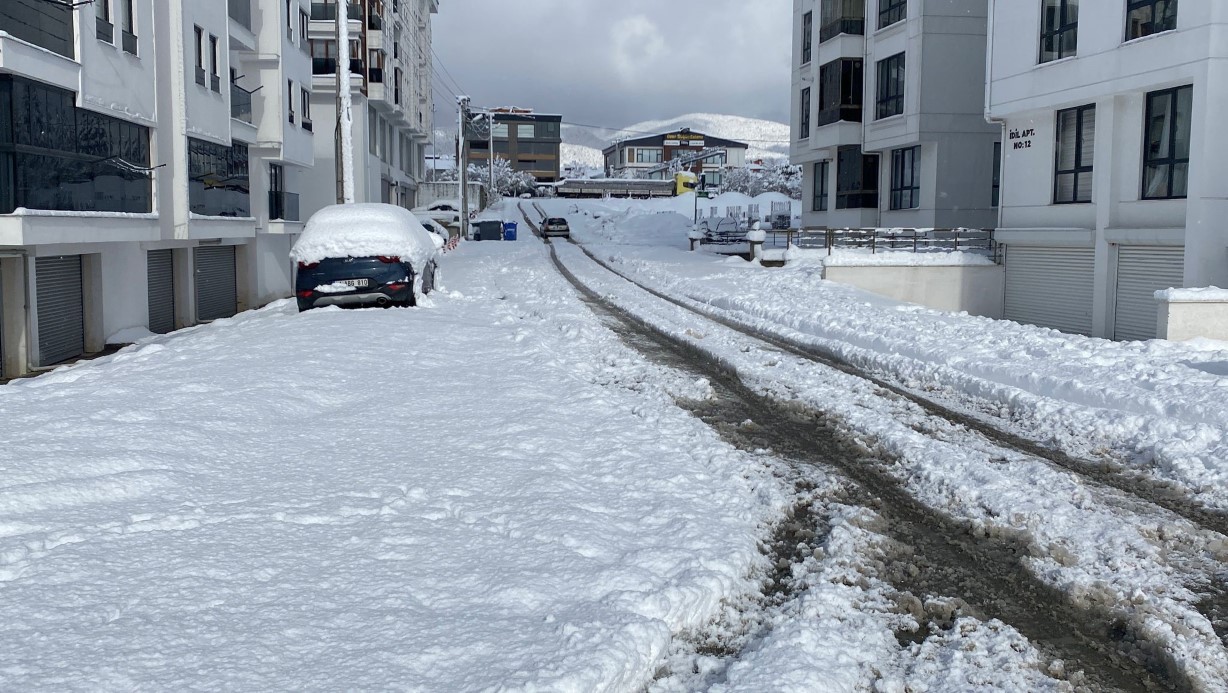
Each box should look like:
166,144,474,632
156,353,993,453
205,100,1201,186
340,278,369,288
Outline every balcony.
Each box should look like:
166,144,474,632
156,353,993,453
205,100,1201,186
368,13,383,30
269,191,300,221
310,2,362,21
368,67,383,83
302,119,314,133
819,17,864,42
195,65,207,87
228,0,252,29
231,84,254,123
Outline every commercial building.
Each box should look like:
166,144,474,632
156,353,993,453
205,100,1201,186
0,0,439,379
301,0,437,215
790,0,998,230
463,108,563,184
602,129,748,189
987,1,1226,340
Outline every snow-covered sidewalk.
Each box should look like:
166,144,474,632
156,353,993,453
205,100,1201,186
0,240,783,690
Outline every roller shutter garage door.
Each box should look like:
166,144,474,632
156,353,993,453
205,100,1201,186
194,245,237,322
1113,246,1184,341
36,255,85,366
1003,246,1095,336
147,249,175,334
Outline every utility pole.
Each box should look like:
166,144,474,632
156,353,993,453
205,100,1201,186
487,112,494,197
430,103,437,182
335,0,355,203
457,95,470,239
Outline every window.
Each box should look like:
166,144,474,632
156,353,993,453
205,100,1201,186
812,161,828,211
820,0,865,42
836,145,879,209
800,87,811,139
879,0,906,29
635,148,663,164
96,0,113,42
194,26,206,86
888,146,919,210
209,35,220,92
492,123,508,138
1054,104,1095,203
876,53,905,119
287,80,295,123
301,88,312,130
1040,0,1078,62
369,107,378,154
818,58,863,126
0,76,152,214
992,141,1001,207
1142,85,1191,199
188,137,249,217
300,10,310,48
1126,0,1177,40
120,0,137,54
517,124,535,139
286,0,293,39
801,11,813,64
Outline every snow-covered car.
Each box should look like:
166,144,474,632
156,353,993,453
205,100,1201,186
411,200,464,228
291,203,440,311
414,214,452,243
541,217,570,238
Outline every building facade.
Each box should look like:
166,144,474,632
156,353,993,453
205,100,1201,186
790,0,998,230
988,0,1226,341
464,109,562,184
602,129,748,189
0,0,440,379
301,0,437,217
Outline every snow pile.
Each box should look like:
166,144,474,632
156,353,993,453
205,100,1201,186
291,203,437,268
1156,286,1228,302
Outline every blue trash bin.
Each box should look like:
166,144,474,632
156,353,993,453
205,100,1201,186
503,222,517,241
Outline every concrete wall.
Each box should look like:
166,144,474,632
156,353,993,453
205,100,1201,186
1157,299,1228,342
823,263,1005,318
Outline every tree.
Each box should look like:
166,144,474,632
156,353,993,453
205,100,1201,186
437,157,537,197
719,159,802,199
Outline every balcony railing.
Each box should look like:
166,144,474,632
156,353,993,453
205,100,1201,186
819,17,864,42
96,16,113,42
228,0,252,29
369,13,382,30
816,104,861,127
312,57,366,76
368,67,383,83
231,84,254,123
269,191,301,221
310,2,362,21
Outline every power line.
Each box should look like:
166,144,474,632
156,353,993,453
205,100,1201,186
429,45,466,97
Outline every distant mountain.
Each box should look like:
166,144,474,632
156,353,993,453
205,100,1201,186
560,113,791,171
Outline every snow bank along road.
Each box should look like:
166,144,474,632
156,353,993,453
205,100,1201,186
521,203,1228,691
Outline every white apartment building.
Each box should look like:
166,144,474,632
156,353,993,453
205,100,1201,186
0,0,313,378
301,0,437,216
988,1,1227,341
791,0,998,230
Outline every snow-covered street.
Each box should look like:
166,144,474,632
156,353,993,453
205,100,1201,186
1,198,1226,691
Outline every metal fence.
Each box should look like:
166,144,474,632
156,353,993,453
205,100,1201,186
763,227,1000,262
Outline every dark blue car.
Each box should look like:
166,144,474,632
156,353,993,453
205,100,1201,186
295,255,436,311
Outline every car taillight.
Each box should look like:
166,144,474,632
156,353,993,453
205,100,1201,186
296,290,313,298
384,282,408,291
377,255,400,264
297,261,319,270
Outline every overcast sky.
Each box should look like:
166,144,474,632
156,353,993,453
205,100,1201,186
430,1,792,132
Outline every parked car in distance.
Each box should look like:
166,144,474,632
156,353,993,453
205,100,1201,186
541,217,570,238
291,203,441,311
411,200,465,229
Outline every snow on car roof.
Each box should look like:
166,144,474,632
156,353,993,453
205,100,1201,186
291,203,438,268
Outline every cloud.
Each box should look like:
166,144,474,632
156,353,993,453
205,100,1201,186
431,1,790,130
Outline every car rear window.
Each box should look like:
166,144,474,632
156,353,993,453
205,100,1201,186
547,218,566,224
